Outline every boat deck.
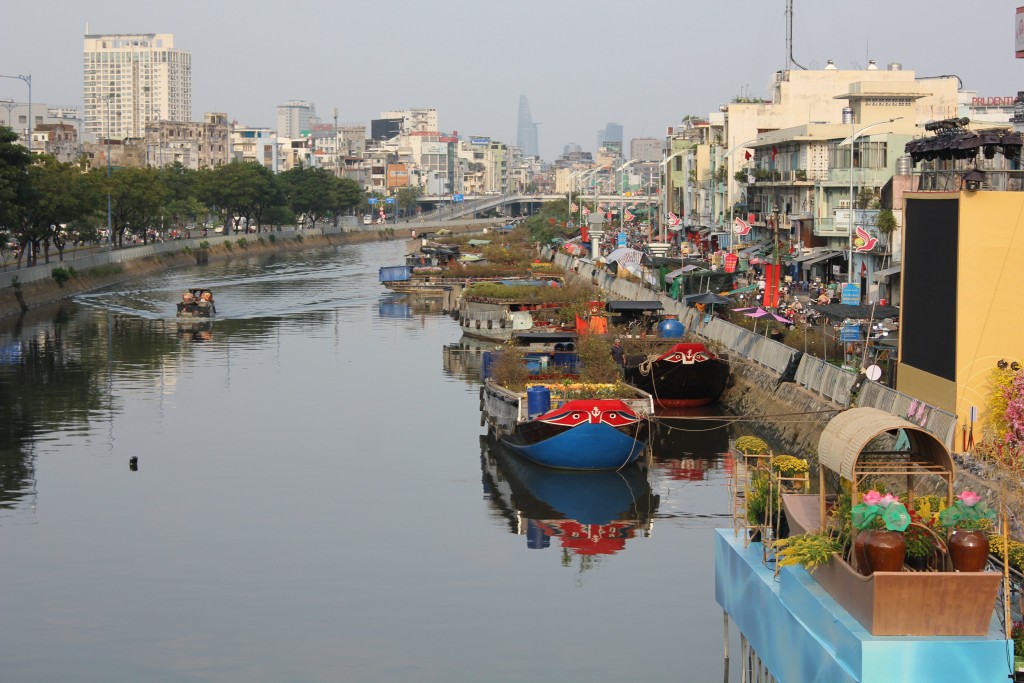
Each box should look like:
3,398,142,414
714,529,1010,683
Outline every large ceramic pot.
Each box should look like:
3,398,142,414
948,529,990,572
862,530,906,573
853,532,871,576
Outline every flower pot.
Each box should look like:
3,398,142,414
905,553,929,572
853,532,871,576
862,530,906,573
948,529,989,572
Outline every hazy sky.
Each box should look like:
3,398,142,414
1,0,1019,160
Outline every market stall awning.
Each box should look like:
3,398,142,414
738,240,771,255
872,265,902,282
665,264,701,280
807,303,900,320
797,250,843,268
683,291,733,305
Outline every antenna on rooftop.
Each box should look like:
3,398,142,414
785,0,807,71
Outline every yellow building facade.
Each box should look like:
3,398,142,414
896,190,1024,441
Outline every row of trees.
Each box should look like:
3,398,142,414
0,127,365,267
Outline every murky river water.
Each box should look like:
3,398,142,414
0,239,743,683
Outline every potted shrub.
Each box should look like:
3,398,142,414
903,511,944,571
776,532,843,572
851,490,910,574
938,490,997,572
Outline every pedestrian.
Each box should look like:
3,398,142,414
611,339,625,368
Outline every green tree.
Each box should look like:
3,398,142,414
281,167,338,228
395,186,421,217
196,161,269,232
108,167,167,247
0,126,33,258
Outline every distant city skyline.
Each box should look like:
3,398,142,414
0,1,1017,161
516,95,539,158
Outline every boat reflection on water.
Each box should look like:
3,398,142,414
649,406,732,481
442,336,499,384
378,294,446,320
480,435,659,561
177,320,213,343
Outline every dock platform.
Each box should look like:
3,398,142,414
714,528,1012,683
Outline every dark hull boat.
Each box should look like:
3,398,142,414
624,342,729,408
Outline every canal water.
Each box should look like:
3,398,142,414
0,239,744,683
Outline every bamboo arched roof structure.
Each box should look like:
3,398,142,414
817,407,954,506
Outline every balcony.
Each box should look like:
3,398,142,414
813,217,849,238
917,169,1024,192
747,169,822,185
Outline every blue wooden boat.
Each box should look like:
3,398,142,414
481,379,653,470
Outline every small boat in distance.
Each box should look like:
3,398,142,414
177,288,216,318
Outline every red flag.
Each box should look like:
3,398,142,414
771,146,778,161
744,150,752,160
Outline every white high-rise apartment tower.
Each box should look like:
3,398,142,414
276,101,317,138
83,32,192,142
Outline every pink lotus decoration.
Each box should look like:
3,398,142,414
862,490,882,505
956,490,982,507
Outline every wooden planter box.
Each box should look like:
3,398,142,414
813,553,1002,636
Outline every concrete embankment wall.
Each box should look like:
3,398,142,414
0,219,503,321
550,249,958,460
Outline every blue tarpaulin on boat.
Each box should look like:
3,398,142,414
379,265,412,283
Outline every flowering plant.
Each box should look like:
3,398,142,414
938,490,997,531
769,455,809,476
904,511,945,558
851,490,910,532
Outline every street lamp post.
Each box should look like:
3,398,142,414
106,92,113,245
0,99,15,127
839,116,903,285
660,150,686,244
0,73,32,153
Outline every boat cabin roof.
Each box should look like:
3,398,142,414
511,331,578,345
604,300,664,313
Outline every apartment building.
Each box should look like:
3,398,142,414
83,33,191,141
144,112,231,170
276,101,317,139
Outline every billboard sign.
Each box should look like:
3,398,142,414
469,137,490,146
421,142,448,155
1017,6,1024,58
841,282,861,305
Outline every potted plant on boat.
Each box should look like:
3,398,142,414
938,490,997,572
903,510,945,571
851,490,910,575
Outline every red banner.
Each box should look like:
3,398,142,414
724,253,738,273
762,263,781,308
581,225,589,242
